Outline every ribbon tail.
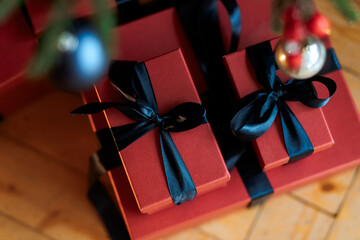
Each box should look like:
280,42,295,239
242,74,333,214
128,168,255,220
159,130,196,204
111,121,156,150
279,102,314,162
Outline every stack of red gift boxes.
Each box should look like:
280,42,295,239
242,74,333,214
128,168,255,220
13,0,360,239
80,2,360,239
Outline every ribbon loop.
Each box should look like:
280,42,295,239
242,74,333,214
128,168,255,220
230,91,279,141
283,76,337,108
73,60,208,204
231,40,337,162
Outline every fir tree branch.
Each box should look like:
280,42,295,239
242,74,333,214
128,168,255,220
28,0,72,79
0,0,23,22
331,0,359,22
271,0,293,33
90,0,117,55
296,0,316,21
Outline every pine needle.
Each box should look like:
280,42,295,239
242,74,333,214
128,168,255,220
271,0,291,33
0,0,23,22
331,0,359,23
27,0,71,79
296,0,316,21
90,0,117,55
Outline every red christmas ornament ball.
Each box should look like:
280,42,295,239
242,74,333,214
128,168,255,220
305,12,331,37
283,7,307,41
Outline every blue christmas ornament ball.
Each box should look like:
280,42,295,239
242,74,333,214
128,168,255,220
53,20,108,91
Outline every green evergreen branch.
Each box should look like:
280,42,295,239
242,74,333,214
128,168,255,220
271,0,292,33
332,0,359,22
0,0,23,22
28,0,72,79
296,0,315,21
90,0,117,55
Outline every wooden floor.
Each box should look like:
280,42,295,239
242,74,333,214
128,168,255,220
1,0,360,239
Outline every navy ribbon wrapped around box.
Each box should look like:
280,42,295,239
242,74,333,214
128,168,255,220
230,41,337,163
177,0,241,83
72,60,208,204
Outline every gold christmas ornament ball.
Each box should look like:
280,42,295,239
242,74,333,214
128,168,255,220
274,36,326,79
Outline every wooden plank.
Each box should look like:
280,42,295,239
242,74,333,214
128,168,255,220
0,91,99,173
165,228,214,240
0,135,72,225
328,168,360,240
315,0,360,76
343,71,360,112
291,169,357,215
37,186,110,240
249,195,333,240
197,205,260,240
0,135,109,240
0,213,51,240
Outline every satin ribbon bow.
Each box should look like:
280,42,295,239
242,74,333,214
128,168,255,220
230,41,337,162
72,61,208,204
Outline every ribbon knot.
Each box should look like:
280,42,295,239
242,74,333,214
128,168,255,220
274,84,286,99
152,114,164,127
152,113,173,130
230,41,336,162
72,61,208,204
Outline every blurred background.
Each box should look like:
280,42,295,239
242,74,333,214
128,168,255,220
0,0,360,239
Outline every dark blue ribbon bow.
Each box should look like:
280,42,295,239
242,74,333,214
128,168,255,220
230,41,337,162
72,61,208,204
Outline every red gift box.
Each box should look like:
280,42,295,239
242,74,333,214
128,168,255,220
223,38,335,170
24,0,116,35
106,44,360,240
88,49,230,214
82,7,204,164
81,6,223,131
0,9,51,117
